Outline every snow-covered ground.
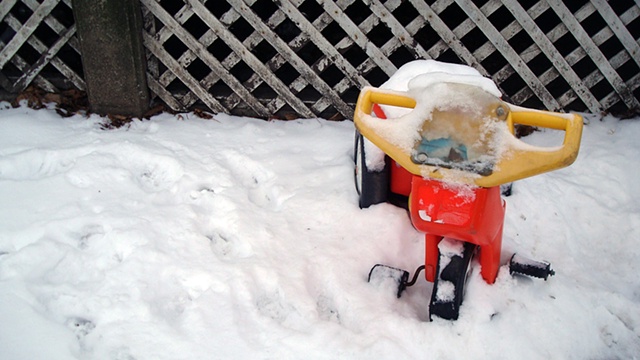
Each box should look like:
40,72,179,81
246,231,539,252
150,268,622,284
0,101,639,359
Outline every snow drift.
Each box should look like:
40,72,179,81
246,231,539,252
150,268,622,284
0,102,639,359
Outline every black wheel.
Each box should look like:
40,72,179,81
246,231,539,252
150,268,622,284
429,240,477,321
354,131,390,208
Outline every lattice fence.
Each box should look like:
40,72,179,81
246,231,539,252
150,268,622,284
2,0,640,119
140,0,640,119
0,0,84,95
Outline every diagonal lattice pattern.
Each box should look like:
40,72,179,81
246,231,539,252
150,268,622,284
140,0,640,119
2,0,639,118
0,0,84,95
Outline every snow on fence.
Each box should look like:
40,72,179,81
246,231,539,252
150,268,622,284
1,0,639,119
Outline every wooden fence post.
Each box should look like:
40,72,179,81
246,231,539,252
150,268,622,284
71,0,149,117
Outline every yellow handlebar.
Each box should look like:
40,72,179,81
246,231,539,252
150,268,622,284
368,91,416,110
492,108,583,187
354,87,583,187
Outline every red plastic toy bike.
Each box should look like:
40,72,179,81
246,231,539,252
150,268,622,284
354,62,582,320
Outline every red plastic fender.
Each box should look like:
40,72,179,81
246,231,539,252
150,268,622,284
409,176,505,284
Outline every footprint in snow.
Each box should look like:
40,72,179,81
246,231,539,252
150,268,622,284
316,295,341,323
0,148,78,180
124,152,184,192
110,347,137,360
207,231,253,259
65,316,95,340
219,149,290,210
64,144,184,192
256,292,298,325
77,224,105,250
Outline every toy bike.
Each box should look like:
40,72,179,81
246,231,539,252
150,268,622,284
354,66,583,320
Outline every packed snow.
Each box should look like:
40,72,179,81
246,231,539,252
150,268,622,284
1,81,640,358
1,102,639,359
433,238,466,303
379,59,501,97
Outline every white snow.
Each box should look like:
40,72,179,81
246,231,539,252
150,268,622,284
438,237,465,258
433,238,465,303
362,136,386,172
434,280,455,303
1,101,640,358
380,59,500,96
377,59,500,119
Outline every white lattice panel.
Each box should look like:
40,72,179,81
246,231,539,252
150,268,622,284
2,0,639,118
140,0,640,119
0,0,84,94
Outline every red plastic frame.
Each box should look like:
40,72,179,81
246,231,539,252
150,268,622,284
372,103,505,284
410,177,505,284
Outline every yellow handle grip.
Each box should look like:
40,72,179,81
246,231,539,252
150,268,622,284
490,108,583,187
368,90,417,109
354,87,584,187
